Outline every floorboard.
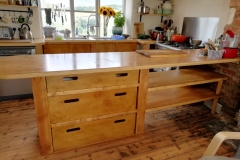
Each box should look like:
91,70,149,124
0,98,237,160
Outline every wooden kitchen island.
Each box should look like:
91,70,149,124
0,50,240,155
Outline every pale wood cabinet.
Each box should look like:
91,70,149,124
115,42,137,52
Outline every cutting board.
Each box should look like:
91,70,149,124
136,50,189,58
134,22,144,39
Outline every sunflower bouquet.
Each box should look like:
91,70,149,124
98,6,116,36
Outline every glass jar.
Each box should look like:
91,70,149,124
162,1,172,10
8,0,16,5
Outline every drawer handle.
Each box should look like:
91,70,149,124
115,92,127,96
64,98,79,103
63,76,78,81
66,127,81,132
114,119,126,123
116,73,128,77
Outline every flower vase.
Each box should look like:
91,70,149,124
103,16,108,37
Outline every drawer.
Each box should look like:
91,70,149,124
52,114,136,151
46,70,139,93
48,87,137,123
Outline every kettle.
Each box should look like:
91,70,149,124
18,23,33,40
137,2,150,14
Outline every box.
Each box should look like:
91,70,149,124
208,50,224,59
204,100,222,113
223,47,238,58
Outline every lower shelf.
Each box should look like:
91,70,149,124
146,86,221,112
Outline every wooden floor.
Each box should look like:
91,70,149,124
0,99,237,160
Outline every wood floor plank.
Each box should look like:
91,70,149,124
0,99,237,160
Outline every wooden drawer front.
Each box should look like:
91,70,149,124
52,114,136,151
92,43,116,52
46,70,139,92
115,43,137,52
48,87,137,123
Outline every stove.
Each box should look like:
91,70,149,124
155,41,204,50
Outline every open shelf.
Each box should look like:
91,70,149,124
0,4,38,8
146,86,222,112
148,68,227,92
137,13,172,16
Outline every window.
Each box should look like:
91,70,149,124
40,0,124,38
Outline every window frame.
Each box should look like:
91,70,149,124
39,0,125,38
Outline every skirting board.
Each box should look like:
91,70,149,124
204,100,222,113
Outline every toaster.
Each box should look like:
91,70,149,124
0,27,13,39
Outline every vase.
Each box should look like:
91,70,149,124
112,26,123,35
103,16,108,36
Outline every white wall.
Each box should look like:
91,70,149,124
0,5,42,39
172,0,230,38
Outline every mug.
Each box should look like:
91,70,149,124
18,15,24,23
2,16,9,24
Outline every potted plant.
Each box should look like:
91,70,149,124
112,11,125,35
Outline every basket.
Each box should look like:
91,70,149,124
207,50,224,59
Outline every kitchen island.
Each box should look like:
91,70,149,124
0,50,239,155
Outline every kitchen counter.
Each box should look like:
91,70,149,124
0,38,45,46
1,50,239,155
45,38,139,43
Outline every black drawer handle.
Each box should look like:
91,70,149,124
114,119,126,123
64,98,79,103
116,73,128,77
115,92,127,96
66,127,81,132
63,76,78,81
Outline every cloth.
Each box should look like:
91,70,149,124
45,8,52,25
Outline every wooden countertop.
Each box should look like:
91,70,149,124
1,50,240,79
0,39,45,46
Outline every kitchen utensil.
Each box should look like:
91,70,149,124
172,35,187,42
122,34,130,39
18,15,25,23
136,50,188,58
190,38,202,46
2,12,9,24
149,30,163,40
137,2,150,14
18,23,33,40
223,47,238,58
60,3,64,25
64,5,67,21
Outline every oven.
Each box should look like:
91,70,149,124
0,46,36,101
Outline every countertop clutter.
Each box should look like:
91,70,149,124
0,50,240,155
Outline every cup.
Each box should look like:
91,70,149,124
18,15,24,23
2,16,9,24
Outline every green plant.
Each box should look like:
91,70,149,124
114,11,126,27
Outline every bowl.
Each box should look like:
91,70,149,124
122,34,130,39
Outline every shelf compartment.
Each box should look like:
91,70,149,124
148,68,227,92
137,13,172,16
0,4,37,8
146,86,222,112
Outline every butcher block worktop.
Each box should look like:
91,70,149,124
0,50,240,79
1,50,240,155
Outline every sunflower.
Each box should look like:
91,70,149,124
98,7,103,14
108,9,114,16
102,8,109,17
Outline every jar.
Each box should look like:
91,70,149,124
162,1,172,10
8,0,16,5
16,0,22,5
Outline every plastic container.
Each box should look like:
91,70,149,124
223,47,238,58
207,50,224,59
162,9,172,15
111,35,125,40
162,1,172,10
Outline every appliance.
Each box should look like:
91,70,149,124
155,41,204,50
0,46,35,101
182,17,219,44
0,26,14,39
18,23,33,40
138,1,150,14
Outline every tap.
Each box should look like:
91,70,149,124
87,14,99,38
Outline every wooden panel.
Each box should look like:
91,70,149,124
91,43,116,52
35,45,43,54
1,51,240,79
146,86,222,112
43,43,91,54
46,70,139,93
0,0,8,4
48,87,137,123
133,22,144,39
148,68,228,91
31,77,53,155
115,42,137,52
135,69,149,134
52,114,136,151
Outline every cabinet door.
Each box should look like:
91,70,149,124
115,42,137,52
91,43,116,52
43,43,91,54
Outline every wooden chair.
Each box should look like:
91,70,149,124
200,132,240,160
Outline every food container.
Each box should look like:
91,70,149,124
162,9,172,15
172,35,187,42
207,50,224,59
223,47,238,58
